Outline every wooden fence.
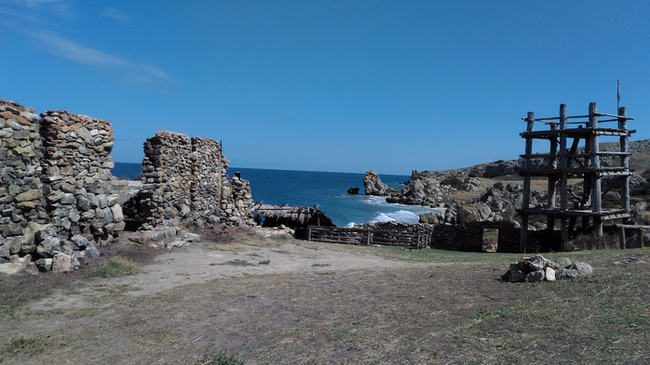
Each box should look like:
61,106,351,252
307,226,431,249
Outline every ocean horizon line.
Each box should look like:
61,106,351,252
112,161,412,178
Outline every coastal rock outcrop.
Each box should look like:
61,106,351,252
363,170,389,196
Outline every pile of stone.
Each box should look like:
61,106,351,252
123,131,254,229
502,254,594,282
1,99,120,273
222,172,254,225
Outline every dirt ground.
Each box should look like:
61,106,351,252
1,226,649,364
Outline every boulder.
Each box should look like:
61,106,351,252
502,269,526,282
363,170,389,196
570,261,594,275
555,257,572,268
525,270,545,282
545,267,556,281
347,187,360,195
456,203,492,224
0,263,25,275
555,268,579,279
51,252,79,273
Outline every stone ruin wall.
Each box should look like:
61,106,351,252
0,99,121,272
124,131,254,229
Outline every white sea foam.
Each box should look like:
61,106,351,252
368,210,421,224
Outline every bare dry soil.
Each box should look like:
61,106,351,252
1,226,649,364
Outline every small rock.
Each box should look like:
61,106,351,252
525,270,545,282
570,261,594,275
545,267,556,281
51,252,79,273
555,257,572,268
184,233,201,243
502,269,526,282
0,263,26,275
164,241,185,249
555,268,579,279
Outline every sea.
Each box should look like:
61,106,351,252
111,162,439,227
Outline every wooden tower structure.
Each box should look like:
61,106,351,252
518,102,634,252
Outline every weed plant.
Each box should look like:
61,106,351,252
89,257,142,278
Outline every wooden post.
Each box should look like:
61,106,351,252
548,122,558,231
589,102,603,235
520,111,535,252
559,104,569,250
619,107,630,216
619,226,626,249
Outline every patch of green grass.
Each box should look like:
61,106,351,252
197,351,244,365
5,335,52,356
311,263,330,267
88,257,142,278
258,260,270,265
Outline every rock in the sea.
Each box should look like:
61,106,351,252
347,187,360,195
363,170,389,196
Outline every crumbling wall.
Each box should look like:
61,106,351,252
0,100,47,260
0,99,119,272
190,136,224,226
134,131,193,228
124,131,254,229
39,110,122,241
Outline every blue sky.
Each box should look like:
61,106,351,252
1,0,649,175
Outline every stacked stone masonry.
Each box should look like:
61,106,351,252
1,99,120,272
124,131,254,228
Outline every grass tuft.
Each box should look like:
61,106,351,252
89,257,142,278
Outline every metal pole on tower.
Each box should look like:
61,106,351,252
617,80,620,111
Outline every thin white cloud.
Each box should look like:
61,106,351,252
102,7,131,23
3,1,176,92
27,29,176,90
7,0,72,16
30,30,127,67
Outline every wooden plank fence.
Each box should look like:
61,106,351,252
307,226,431,249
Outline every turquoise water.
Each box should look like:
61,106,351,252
111,162,437,227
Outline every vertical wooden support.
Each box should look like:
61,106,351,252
559,104,569,250
589,102,603,235
520,112,535,252
547,123,558,231
619,226,626,249
619,107,630,217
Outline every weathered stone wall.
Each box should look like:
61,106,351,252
190,136,224,226
39,110,122,241
0,100,46,260
0,99,119,272
124,131,254,229
135,131,193,228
